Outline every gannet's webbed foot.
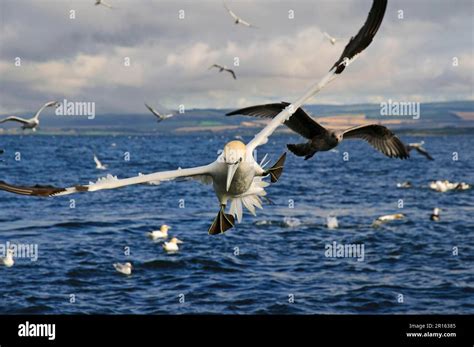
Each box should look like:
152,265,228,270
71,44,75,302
264,152,286,183
208,205,235,235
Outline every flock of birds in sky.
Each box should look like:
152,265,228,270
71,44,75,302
0,1,471,274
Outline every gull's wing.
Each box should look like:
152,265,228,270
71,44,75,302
93,155,101,167
408,145,434,160
227,102,327,139
238,18,252,27
244,0,387,153
224,4,239,21
226,69,237,80
331,0,387,74
0,116,29,125
0,163,216,197
144,103,163,120
341,124,409,159
209,64,221,70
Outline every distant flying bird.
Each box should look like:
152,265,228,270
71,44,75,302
93,154,107,170
0,0,387,235
406,141,434,160
228,102,408,160
209,64,237,80
148,224,170,240
224,4,256,28
163,237,183,252
0,248,14,267
430,208,440,221
323,32,340,45
95,0,113,9
0,101,59,132
144,103,175,122
114,262,132,275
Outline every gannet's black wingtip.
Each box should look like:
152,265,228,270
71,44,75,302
331,0,388,74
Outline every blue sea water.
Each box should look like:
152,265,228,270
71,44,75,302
0,133,472,314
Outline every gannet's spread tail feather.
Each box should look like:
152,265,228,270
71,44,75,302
229,175,269,223
331,0,387,74
243,0,387,153
0,164,216,197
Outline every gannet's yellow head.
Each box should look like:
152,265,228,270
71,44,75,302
160,224,170,233
222,141,247,192
393,214,405,219
170,237,183,244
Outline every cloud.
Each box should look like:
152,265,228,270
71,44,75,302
0,0,472,114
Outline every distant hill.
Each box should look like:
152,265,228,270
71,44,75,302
0,100,472,135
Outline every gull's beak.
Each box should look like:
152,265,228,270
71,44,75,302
226,160,240,192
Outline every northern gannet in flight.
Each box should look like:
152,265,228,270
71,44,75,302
0,248,14,267
94,154,107,170
0,0,387,235
209,64,237,80
0,101,59,132
148,224,170,240
224,4,256,28
323,32,341,45
114,262,132,275
95,0,113,9
163,237,183,252
406,141,434,160
144,103,175,122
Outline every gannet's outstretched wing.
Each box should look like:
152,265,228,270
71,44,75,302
0,163,217,197
245,0,387,153
0,116,29,125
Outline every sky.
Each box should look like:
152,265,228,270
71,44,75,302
0,0,473,114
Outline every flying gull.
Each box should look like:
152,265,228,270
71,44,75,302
224,4,256,28
0,101,59,132
406,141,434,160
209,64,237,80
323,32,341,45
144,103,175,122
94,154,107,170
0,0,387,235
95,0,113,9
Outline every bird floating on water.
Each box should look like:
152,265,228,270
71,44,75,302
94,154,107,170
224,4,256,28
0,248,14,267
0,101,59,132
209,64,237,80
397,181,412,189
406,141,434,160
372,213,405,227
430,208,441,221
326,216,339,229
163,237,183,252
429,180,471,192
0,0,388,235
148,224,170,240
144,103,175,122
114,262,132,275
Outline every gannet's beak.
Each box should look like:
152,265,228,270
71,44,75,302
226,159,241,192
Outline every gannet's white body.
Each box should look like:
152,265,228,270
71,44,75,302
0,101,59,131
